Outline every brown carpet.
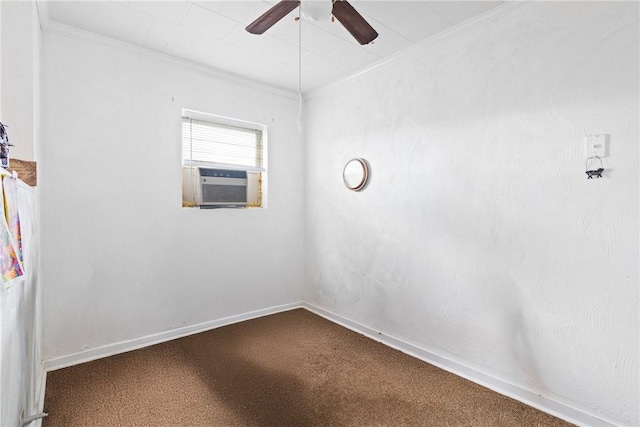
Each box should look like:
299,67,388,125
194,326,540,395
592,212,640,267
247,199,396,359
44,309,572,426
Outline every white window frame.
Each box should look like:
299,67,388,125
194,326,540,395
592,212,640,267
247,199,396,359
181,109,268,208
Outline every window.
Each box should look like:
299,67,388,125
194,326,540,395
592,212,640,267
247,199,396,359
181,110,267,209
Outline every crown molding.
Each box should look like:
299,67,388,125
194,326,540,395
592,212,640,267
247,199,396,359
305,1,528,100
37,11,299,101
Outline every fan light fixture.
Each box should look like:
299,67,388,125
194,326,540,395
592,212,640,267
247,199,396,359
300,0,333,22
246,1,378,45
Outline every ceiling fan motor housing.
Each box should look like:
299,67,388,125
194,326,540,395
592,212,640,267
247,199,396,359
246,0,378,45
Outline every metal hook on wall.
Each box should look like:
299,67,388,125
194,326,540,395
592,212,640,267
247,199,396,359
585,155,604,179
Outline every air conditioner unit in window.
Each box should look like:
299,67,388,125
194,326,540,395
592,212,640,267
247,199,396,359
186,167,248,207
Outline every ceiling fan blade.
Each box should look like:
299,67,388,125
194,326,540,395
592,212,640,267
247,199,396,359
246,0,301,35
332,0,378,45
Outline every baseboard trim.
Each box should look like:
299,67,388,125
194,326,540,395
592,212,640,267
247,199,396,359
43,302,304,371
42,301,617,426
301,302,615,427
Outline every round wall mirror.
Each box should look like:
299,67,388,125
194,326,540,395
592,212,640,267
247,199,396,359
343,158,369,191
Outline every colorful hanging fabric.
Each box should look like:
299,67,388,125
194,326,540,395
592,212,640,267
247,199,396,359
0,176,23,286
2,175,22,264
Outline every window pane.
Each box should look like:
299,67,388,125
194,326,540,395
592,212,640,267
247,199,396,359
182,118,263,168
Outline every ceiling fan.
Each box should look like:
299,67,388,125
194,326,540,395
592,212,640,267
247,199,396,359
246,0,378,45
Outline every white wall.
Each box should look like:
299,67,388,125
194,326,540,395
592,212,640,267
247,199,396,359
304,2,638,425
1,0,40,161
40,30,305,359
0,1,3,118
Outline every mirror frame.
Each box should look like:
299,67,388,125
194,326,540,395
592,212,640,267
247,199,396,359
343,158,369,191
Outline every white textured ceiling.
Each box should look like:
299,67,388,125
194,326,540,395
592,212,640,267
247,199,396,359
43,1,505,92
